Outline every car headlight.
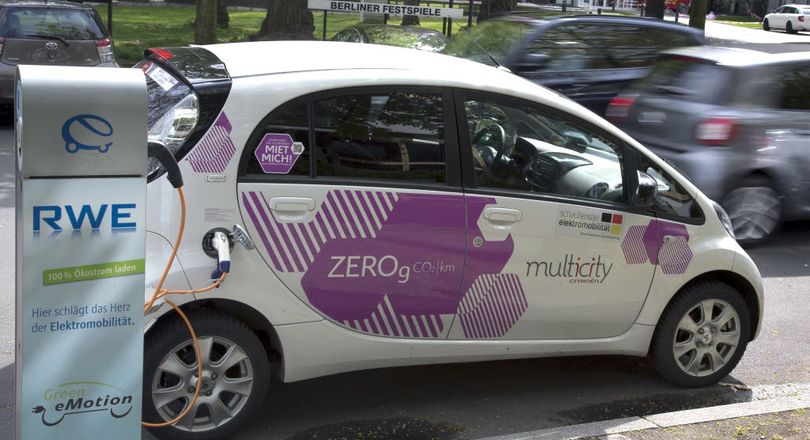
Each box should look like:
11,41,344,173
147,93,199,176
713,202,735,239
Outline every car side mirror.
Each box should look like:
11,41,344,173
635,171,658,208
509,53,550,72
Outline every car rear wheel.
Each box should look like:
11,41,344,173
143,309,270,440
651,282,750,388
721,179,781,246
763,19,770,31
786,21,797,33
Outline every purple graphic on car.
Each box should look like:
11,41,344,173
241,190,528,339
458,273,527,339
621,219,692,274
185,112,236,174
254,133,304,174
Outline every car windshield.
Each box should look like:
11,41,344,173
634,57,733,105
364,26,447,52
443,20,533,65
0,7,104,40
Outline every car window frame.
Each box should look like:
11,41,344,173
452,88,655,215
237,85,463,192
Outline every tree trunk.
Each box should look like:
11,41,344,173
644,0,665,18
477,0,517,23
217,0,229,28
689,0,708,30
401,0,420,26
195,0,217,44
253,0,315,41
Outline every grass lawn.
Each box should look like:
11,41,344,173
93,4,619,67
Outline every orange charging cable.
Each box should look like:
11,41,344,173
142,186,229,428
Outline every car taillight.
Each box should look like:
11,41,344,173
96,38,114,63
799,15,805,21
606,96,635,121
695,117,736,146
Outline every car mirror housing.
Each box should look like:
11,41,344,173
510,53,550,72
635,171,659,208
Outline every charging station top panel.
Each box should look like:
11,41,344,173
16,65,147,178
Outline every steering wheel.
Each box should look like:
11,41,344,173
471,122,507,173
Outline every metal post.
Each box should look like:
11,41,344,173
448,0,454,37
108,0,113,36
322,11,327,41
468,0,473,27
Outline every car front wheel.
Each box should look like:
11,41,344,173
651,282,751,388
763,19,770,31
143,309,270,440
722,180,781,246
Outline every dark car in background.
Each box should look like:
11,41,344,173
444,15,704,115
608,46,810,244
0,0,117,109
332,24,448,52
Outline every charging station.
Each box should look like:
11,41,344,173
15,66,147,439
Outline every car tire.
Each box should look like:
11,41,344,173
143,309,270,440
651,281,751,388
786,21,797,33
763,19,770,31
721,177,781,246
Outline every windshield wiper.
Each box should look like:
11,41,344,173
24,34,70,46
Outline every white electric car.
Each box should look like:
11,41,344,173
140,42,764,440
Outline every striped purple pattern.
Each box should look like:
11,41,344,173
658,236,692,274
621,225,649,264
342,295,445,338
241,189,398,273
457,274,528,339
185,113,236,174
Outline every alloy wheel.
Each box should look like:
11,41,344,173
723,186,780,242
672,299,741,377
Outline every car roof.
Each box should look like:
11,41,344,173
0,0,93,10
206,40,523,81
660,45,810,67
778,3,810,7
497,13,703,35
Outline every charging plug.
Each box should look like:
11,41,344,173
212,231,231,274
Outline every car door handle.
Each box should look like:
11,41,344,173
269,197,316,213
483,207,522,223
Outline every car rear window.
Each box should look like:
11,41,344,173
443,20,533,66
0,7,105,40
634,57,733,104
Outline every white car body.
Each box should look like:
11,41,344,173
765,4,810,32
140,41,763,436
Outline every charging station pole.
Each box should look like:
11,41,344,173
15,66,147,439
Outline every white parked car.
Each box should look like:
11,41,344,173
764,4,810,33
139,41,764,439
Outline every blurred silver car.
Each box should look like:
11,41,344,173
0,0,117,111
332,24,448,53
608,46,810,245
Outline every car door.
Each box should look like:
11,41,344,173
447,91,659,340
774,7,787,27
237,86,470,339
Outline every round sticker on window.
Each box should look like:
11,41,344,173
254,133,304,174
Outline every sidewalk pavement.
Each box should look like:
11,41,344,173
482,392,810,440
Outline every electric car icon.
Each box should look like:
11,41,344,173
61,113,114,153
139,42,764,439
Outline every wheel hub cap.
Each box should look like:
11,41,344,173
672,299,741,377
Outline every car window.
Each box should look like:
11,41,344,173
0,7,105,40
635,57,733,105
527,24,693,71
244,102,311,177
803,8,810,14
463,98,625,203
244,90,447,184
639,156,703,221
314,92,446,183
776,67,810,111
442,20,533,66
